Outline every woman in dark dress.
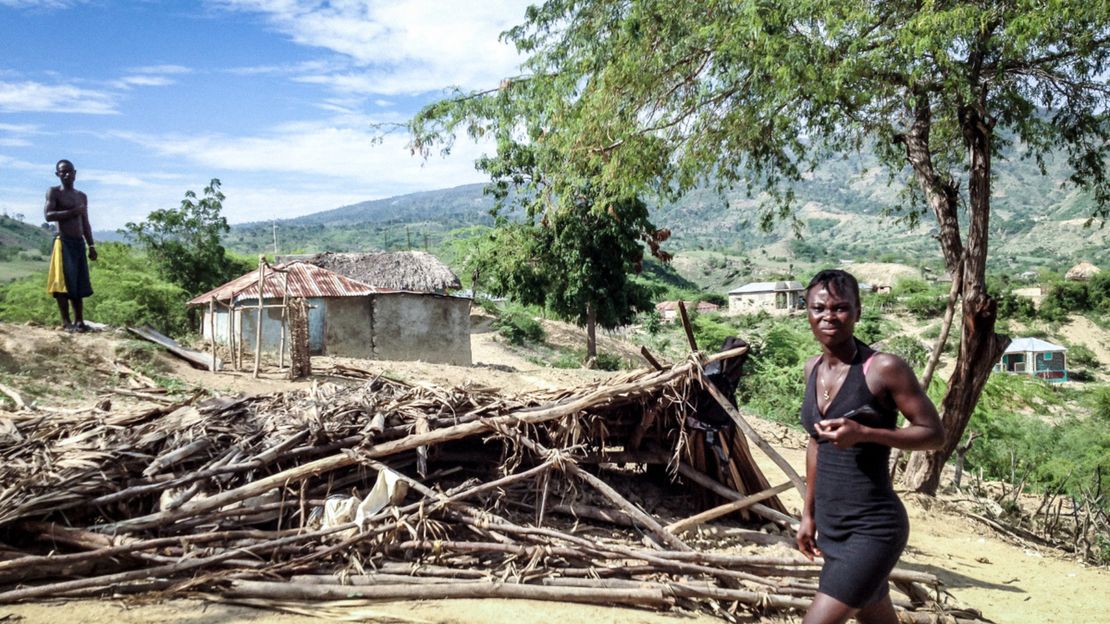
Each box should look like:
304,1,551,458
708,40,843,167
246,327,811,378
796,270,944,624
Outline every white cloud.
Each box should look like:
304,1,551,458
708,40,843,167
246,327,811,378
0,0,81,8
112,75,176,89
0,81,117,114
128,64,193,75
214,0,528,95
113,121,486,185
105,117,492,225
0,122,39,133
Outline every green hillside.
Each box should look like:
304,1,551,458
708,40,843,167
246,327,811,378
0,216,55,281
222,146,1108,274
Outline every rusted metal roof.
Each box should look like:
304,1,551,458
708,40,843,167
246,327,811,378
187,261,377,306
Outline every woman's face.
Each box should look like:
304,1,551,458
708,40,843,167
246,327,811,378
806,284,860,349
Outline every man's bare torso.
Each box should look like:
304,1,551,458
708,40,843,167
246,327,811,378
46,186,90,240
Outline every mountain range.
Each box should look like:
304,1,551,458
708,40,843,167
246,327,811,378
218,147,1107,276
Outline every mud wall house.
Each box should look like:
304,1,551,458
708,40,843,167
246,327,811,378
187,252,472,365
305,251,471,366
188,262,379,359
656,300,721,323
994,337,1068,383
726,281,805,316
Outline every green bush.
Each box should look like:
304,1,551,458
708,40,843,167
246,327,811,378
0,243,190,335
691,313,739,352
1066,343,1099,369
885,335,929,370
893,277,930,296
594,351,625,371
736,322,813,426
494,308,545,345
904,293,947,319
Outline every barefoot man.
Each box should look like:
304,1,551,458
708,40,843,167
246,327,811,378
44,159,97,332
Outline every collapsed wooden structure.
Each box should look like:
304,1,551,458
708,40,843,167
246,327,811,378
0,348,986,622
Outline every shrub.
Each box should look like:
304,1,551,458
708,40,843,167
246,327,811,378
1066,343,1099,369
904,293,947,319
594,351,625,371
494,308,545,345
893,277,930,296
885,335,929,370
0,243,190,336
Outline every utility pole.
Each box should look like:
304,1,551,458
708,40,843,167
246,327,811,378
271,221,278,259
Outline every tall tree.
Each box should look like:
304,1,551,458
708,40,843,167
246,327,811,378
478,192,666,360
411,1,1109,494
123,179,250,296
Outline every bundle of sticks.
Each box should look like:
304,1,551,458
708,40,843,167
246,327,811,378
0,349,986,623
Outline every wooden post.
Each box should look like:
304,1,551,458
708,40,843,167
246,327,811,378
208,299,216,374
253,256,265,379
226,300,236,371
278,269,289,370
678,301,698,352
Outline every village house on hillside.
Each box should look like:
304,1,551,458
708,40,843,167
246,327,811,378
727,281,804,316
994,337,1068,383
189,251,471,365
655,300,720,323
1065,261,1101,282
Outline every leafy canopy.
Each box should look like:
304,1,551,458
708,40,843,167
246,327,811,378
123,179,251,296
479,193,664,331
411,1,1110,226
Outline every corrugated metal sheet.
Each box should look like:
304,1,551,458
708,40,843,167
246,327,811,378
187,262,377,306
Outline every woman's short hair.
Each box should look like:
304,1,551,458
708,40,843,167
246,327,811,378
806,269,861,307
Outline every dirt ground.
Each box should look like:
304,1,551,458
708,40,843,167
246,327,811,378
0,320,1107,623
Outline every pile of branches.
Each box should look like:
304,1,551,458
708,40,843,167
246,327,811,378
0,352,985,623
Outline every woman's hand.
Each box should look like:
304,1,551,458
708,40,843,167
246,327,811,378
814,417,866,449
796,515,821,560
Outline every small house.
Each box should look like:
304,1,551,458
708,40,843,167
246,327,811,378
727,281,805,316
1065,262,1101,282
189,251,472,366
655,300,720,323
995,337,1068,382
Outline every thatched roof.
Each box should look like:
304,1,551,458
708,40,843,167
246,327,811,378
307,251,462,293
1065,261,1101,281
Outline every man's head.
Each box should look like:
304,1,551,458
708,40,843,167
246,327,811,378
55,159,76,187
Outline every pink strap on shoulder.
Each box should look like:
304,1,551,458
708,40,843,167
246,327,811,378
862,352,877,376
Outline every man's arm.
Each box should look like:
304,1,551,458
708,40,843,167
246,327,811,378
82,198,97,261
80,192,95,245
43,188,83,222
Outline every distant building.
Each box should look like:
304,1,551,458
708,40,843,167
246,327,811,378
655,300,720,323
1065,261,1101,282
995,337,1068,383
727,281,805,316
189,251,472,365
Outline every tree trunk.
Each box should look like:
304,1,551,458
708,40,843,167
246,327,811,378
586,302,598,360
901,101,1010,495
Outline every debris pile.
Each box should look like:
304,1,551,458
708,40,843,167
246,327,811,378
0,349,985,622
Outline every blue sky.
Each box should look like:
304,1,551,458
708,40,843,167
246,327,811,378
0,0,529,230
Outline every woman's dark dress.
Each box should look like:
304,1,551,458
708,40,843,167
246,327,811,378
800,342,908,608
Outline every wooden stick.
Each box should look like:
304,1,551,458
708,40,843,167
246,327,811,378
640,346,664,371
677,301,698,352
697,368,807,496
517,436,690,552
666,481,794,534
253,256,265,378
676,462,798,526
226,579,673,608
100,364,701,532
209,299,216,374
